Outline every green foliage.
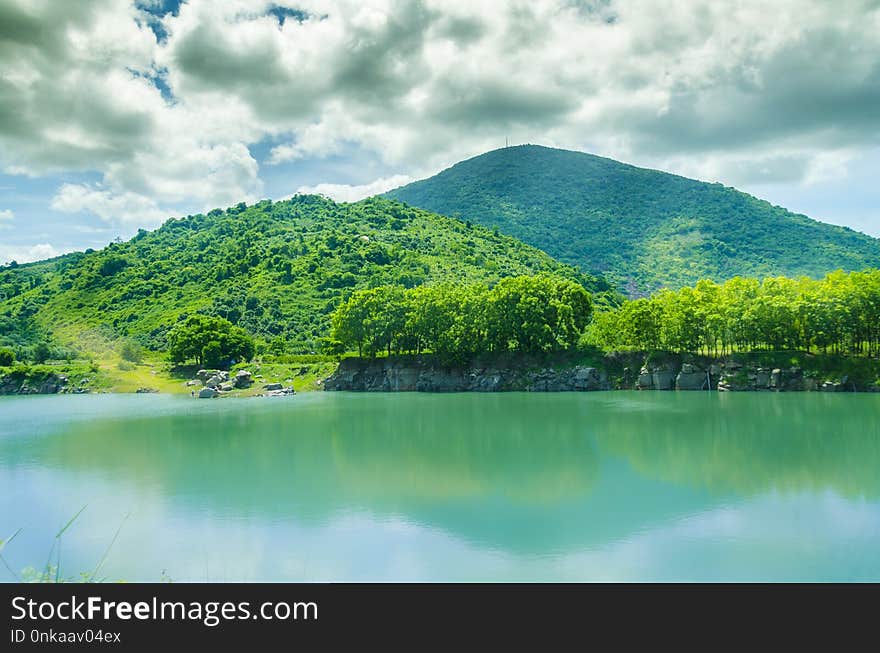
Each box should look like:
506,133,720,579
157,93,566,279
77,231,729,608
31,341,52,364
167,315,255,368
386,145,880,293
119,340,142,363
587,269,880,357
331,274,592,357
0,195,612,356
0,347,14,366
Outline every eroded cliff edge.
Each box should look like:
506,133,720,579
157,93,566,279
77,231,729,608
323,352,880,393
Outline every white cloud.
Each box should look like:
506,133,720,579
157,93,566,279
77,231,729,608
0,209,13,228
1,0,879,228
0,243,60,265
50,184,168,226
295,174,415,202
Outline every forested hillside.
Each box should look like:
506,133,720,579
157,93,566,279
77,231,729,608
386,145,880,293
0,195,612,357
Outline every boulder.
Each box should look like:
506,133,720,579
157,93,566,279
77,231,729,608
769,369,783,389
263,382,283,391
198,387,218,398
219,382,234,392
264,386,295,397
205,375,223,388
38,379,60,394
676,368,707,391
185,379,201,387
637,367,653,390
233,370,253,388
572,366,603,391
755,368,771,388
651,368,674,390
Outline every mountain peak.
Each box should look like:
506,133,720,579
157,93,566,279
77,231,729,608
387,146,880,292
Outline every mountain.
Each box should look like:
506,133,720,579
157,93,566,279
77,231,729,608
0,195,611,355
386,145,880,293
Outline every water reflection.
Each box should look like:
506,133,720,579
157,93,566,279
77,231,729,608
0,392,878,580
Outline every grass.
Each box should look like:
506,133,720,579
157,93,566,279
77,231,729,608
1,349,340,396
230,360,338,395
1,507,129,583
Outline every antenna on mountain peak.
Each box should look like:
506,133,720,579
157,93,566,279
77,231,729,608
505,137,509,148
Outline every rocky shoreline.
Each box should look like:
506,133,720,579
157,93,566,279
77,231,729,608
323,354,880,393
323,356,609,392
4,353,879,395
0,371,94,395
634,360,862,392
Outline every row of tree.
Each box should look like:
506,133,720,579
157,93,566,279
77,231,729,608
587,269,880,356
329,275,593,357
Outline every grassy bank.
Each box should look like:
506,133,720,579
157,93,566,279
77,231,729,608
0,355,339,396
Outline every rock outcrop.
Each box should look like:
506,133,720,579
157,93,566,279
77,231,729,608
0,371,77,395
322,354,877,393
323,357,609,392
676,363,710,390
717,365,812,391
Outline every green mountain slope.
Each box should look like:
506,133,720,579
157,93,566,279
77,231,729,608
0,195,611,355
386,144,880,293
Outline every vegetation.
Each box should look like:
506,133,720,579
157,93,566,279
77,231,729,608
1,507,127,583
119,340,143,364
0,195,613,362
586,269,880,356
167,315,255,368
386,145,880,293
330,274,592,357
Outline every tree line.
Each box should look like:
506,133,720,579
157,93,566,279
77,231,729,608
587,269,880,356
329,274,593,357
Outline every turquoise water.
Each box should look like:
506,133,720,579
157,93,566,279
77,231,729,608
1,391,879,581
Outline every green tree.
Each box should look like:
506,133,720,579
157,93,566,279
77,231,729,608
167,315,255,368
119,340,143,363
31,341,52,363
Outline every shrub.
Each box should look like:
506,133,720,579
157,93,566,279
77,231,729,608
119,340,143,363
0,347,14,366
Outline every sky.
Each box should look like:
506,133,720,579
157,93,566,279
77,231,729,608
1,0,879,264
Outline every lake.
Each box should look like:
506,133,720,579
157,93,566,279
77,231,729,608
1,391,879,582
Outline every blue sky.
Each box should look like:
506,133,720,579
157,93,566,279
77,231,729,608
1,0,879,263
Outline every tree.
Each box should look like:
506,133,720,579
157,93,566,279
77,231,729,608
167,315,255,368
0,347,14,366
618,298,662,351
329,275,593,357
32,341,52,363
119,340,143,363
